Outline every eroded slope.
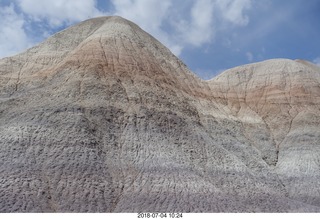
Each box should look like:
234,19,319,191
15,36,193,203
0,16,319,212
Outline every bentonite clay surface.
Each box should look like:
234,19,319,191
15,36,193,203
0,16,320,212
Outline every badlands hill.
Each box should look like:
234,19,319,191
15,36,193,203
0,16,319,212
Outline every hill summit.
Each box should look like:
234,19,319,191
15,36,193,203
0,16,320,212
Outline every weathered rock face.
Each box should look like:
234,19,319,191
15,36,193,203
208,59,320,207
0,16,319,212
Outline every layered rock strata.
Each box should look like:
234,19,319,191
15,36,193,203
0,16,319,212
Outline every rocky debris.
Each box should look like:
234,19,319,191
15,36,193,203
0,16,319,212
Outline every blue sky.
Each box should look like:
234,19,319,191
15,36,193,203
0,0,319,79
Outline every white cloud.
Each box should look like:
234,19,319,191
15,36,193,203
16,0,105,27
246,52,253,62
110,0,252,55
165,0,215,52
111,0,171,32
215,0,251,26
0,0,107,58
313,57,320,66
0,0,254,59
0,4,31,58
110,0,182,53
184,0,215,46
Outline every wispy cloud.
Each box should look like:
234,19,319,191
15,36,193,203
313,57,320,66
246,52,253,62
0,0,107,58
0,4,31,58
215,0,251,26
111,0,172,32
16,0,105,27
110,0,180,53
0,0,253,59
184,0,215,46
110,0,251,55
